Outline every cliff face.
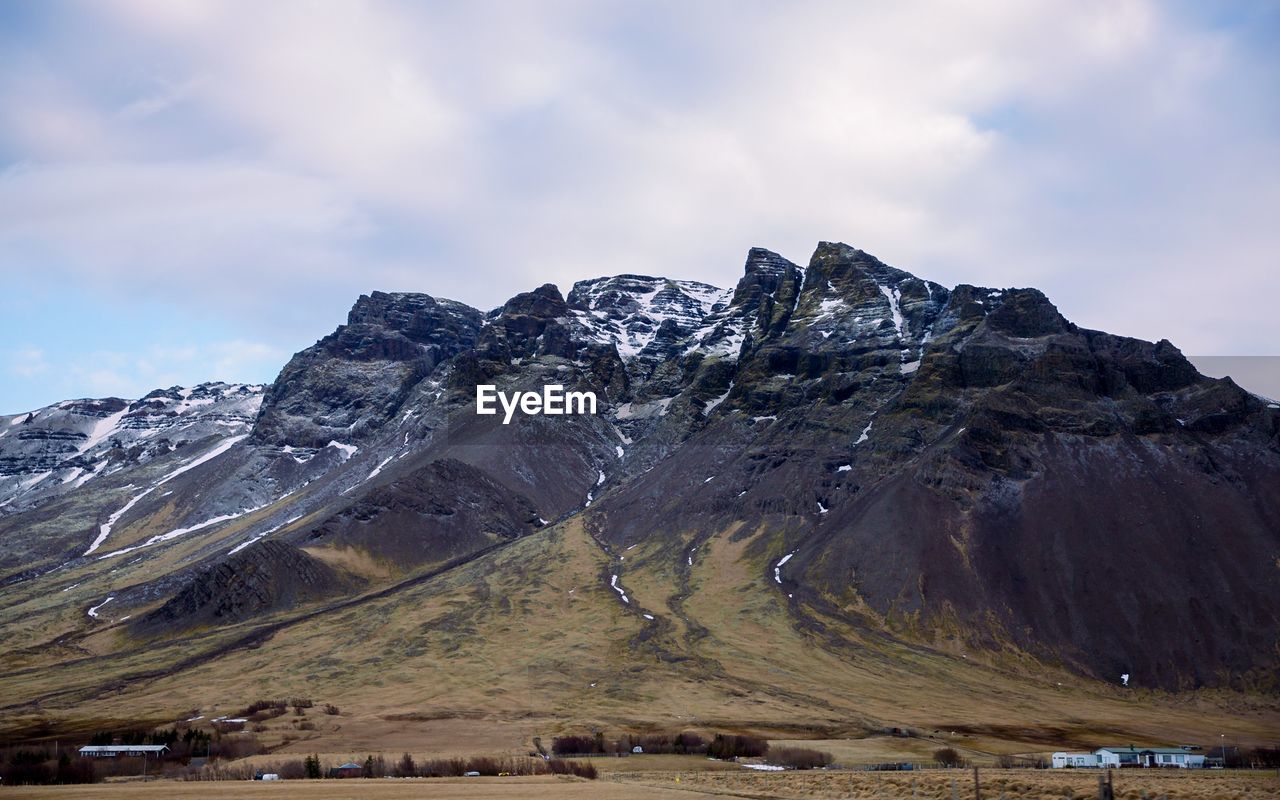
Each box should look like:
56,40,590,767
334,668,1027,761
2,241,1277,694
252,292,484,448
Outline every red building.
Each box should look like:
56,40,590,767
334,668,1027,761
332,761,363,778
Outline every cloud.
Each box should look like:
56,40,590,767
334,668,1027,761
0,0,1276,381
207,340,288,383
8,347,48,378
0,159,371,317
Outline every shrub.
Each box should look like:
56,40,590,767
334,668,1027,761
768,747,833,770
395,752,416,777
369,754,387,778
0,749,101,786
2,750,52,786
674,731,707,754
420,757,467,777
211,734,262,760
323,704,341,716
707,734,768,760
416,756,577,778
54,755,99,784
275,759,307,780
996,754,1044,768
552,735,601,756
242,699,289,724
547,758,597,779
933,747,965,768
467,756,503,775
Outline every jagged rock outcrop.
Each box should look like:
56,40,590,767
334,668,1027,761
299,458,542,567
253,292,483,448
130,540,353,636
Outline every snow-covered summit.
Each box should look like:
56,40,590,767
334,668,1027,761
0,382,263,510
566,274,732,360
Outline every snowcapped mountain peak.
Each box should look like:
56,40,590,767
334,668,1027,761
0,382,263,511
567,274,732,360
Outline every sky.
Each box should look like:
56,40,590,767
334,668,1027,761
1,0,1277,413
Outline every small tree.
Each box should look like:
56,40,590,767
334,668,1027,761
396,752,416,777
304,754,321,779
933,747,964,768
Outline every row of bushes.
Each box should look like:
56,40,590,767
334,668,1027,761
550,731,770,759
769,747,834,770
709,734,770,759
88,728,179,747
179,754,596,781
549,731,841,768
0,752,98,786
995,754,1049,769
551,731,712,756
409,755,595,779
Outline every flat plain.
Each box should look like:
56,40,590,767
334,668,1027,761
3,770,1279,800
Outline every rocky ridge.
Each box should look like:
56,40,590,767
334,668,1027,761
0,382,263,512
0,242,1276,698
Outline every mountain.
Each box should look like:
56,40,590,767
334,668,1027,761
0,382,263,513
0,242,1276,750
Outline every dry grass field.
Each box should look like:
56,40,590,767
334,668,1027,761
2,770,1278,800
613,769,1280,799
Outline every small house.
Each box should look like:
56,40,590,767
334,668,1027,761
1052,752,1098,768
332,762,363,778
1095,746,1203,768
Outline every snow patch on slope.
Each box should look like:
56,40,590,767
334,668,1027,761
327,441,358,461
87,596,115,618
610,574,630,604
98,502,268,560
84,434,247,556
878,283,905,339
774,551,796,584
703,382,733,415
228,514,305,556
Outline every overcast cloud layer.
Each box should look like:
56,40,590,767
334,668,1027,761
1,0,1277,412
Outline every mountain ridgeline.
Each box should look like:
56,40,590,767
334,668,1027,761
1,241,1277,713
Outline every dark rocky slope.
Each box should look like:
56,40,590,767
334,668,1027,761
586,243,1280,690
130,540,355,637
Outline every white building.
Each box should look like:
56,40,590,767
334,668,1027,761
78,745,169,758
1052,752,1099,768
1094,746,1204,768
